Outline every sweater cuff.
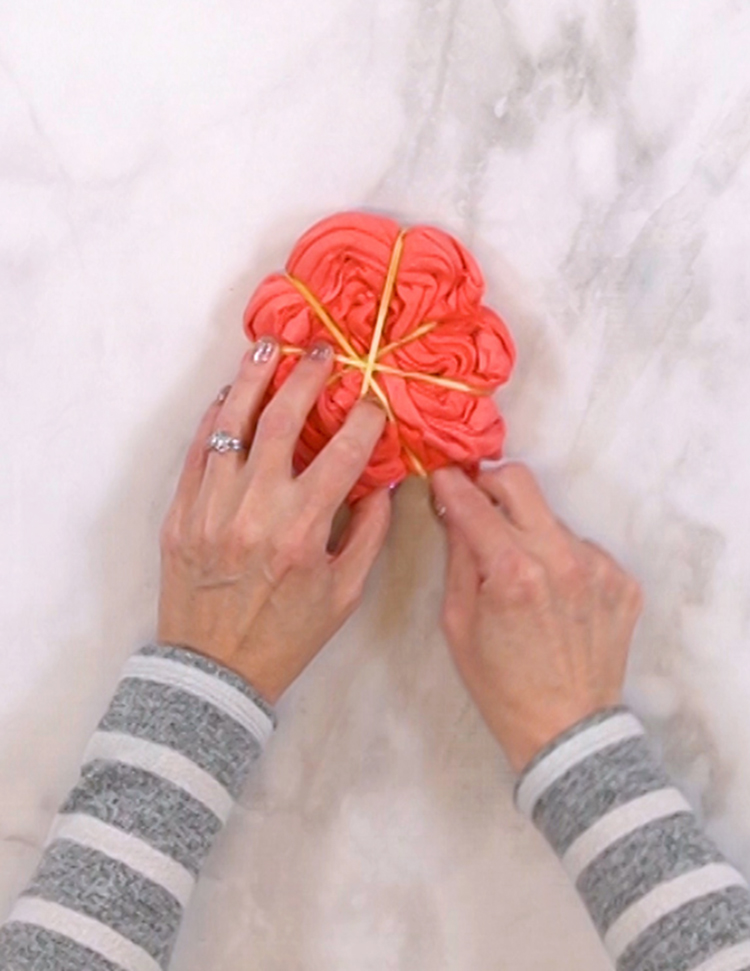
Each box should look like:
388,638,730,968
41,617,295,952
0,643,277,971
101,642,278,804
514,707,655,839
512,707,750,971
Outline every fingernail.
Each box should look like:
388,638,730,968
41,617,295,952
251,336,277,364
479,457,516,472
388,480,402,497
429,488,447,520
361,392,389,418
216,384,231,404
306,341,333,362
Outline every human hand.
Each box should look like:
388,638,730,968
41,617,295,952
431,464,643,773
157,338,391,703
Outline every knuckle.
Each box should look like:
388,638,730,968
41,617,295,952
624,576,644,612
194,522,219,556
492,547,526,578
516,559,546,594
556,551,587,592
602,564,624,596
591,550,642,610
223,525,254,561
181,510,224,559
497,552,547,603
159,517,182,555
268,526,317,575
330,435,367,468
588,548,614,584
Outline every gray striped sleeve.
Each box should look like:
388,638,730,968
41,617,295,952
0,642,276,971
515,707,750,971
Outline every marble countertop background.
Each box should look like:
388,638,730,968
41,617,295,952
3,0,750,967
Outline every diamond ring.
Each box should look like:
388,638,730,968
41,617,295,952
206,430,247,454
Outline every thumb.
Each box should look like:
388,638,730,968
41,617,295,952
442,521,479,648
332,489,392,600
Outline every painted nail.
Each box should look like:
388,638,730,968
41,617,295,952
251,336,277,364
216,384,231,404
388,480,402,497
306,341,333,362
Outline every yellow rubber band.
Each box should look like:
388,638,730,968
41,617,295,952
377,320,439,358
285,275,359,360
360,230,406,399
280,346,487,396
278,230,483,479
285,273,396,421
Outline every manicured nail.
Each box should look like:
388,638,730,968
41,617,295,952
306,341,333,362
388,480,402,497
216,384,231,404
251,336,277,364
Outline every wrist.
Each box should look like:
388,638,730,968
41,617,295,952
149,640,279,725
154,617,284,705
501,696,626,775
514,705,641,816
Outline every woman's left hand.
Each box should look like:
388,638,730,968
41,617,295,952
156,337,391,703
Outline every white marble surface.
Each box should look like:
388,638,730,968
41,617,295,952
3,0,750,967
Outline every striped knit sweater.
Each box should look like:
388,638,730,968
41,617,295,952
1,644,749,971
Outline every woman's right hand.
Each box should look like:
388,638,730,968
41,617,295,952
431,464,643,774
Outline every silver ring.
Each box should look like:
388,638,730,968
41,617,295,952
206,430,247,454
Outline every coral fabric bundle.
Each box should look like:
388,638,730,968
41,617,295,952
243,212,516,500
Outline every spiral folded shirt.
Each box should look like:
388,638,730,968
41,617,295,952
2,649,750,971
244,211,517,499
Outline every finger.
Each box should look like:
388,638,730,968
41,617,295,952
301,398,387,511
201,338,280,500
431,466,517,572
553,516,583,545
247,342,335,479
445,523,480,602
580,539,643,615
580,537,618,564
170,389,228,515
580,537,630,583
332,488,392,602
476,463,557,532
442,522,479,645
